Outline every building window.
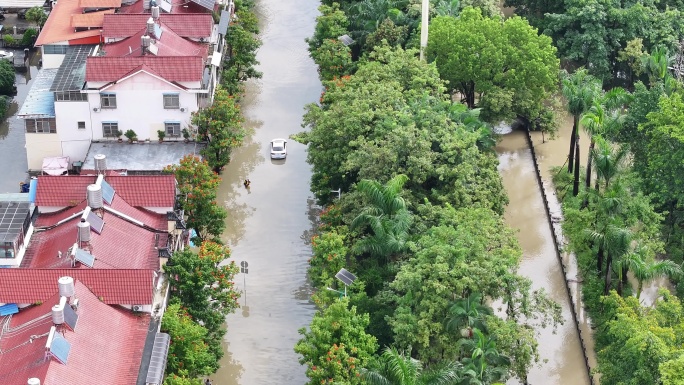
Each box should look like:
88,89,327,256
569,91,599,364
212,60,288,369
1,242,15,258
102,122,119,137
78,121,86,130
163,94,180,109
25,118,56,133
100,93,117,109
43,45,68,54
55,91,87,101
165,122,181,137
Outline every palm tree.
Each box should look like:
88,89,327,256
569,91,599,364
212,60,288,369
361,347,462,385
618,249,682,299
587,223,632,295
560,69,600,176
434,0,460,17
579,87,630,190
641,46,672,86
348,0,408,42
458,329,510,385
445,293,492,337
590,137,630,191
351,174,412,260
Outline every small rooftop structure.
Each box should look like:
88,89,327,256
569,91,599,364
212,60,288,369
0,201,32,259
0,280,151,385
83,142,204,172
35,0,107,46
18,69,58,119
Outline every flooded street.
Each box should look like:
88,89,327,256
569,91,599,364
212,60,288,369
0,62,37,193
212,0,321,383
496,118,594,385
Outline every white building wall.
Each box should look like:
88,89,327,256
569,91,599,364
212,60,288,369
55,101,96,163
25,133,62,170
87,72,199,141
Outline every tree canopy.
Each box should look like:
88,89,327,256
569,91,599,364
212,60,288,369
427,8,559,122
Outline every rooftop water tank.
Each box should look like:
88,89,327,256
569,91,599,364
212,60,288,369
58,276,75,298
86,184,103,209
94,154,106,174
77,219,91,243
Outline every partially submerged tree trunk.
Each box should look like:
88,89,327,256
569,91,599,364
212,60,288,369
568,115,578,173
572,138,581,196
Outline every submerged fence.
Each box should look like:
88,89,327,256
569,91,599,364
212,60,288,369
522,127,596,385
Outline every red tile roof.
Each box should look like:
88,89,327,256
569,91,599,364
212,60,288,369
71,9,115,28
104,26,208,57
118,0,209,14
79,0,121,7
35,0,104,46
86,56,204,82
24,199,166,270
0,282,150,385
107,175,176,207
35,175,93,207
0,268,154,304
35,174,176,208
103,13,213,38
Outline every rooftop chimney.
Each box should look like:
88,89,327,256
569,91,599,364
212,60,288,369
77,219,91,243
147,17,155,35
86,184,103,209
94,154,106,174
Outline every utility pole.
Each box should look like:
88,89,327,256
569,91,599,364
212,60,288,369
672,39,684,80
419,0,429,61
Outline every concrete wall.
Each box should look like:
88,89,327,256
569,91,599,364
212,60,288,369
25,133,62,170
55,101,97,162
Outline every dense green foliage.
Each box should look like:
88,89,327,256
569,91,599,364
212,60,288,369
192,88,245,173
296,40,562,384
427,8,559,122
161,303,218,378
0,60,15,96
165,155,226,244
221,0,262,94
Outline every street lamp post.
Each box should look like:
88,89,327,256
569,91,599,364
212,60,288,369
419,0,429,61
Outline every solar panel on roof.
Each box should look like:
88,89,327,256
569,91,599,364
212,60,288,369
0,303,18,316
101,180,115,204
218,10,230,35
160,0,171,12
87,212,104,234
148,43,159,56
63,303,79,330
190,0,215,10
50,45,95,92
146,333,170,384
75,248,95,268
154,24,163,39
50,333,71,364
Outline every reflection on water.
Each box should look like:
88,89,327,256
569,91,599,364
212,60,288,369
496,126,590,385
211,0,322,382
0,64,39,193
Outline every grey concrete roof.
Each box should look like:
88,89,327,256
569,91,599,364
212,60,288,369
83,141,205,171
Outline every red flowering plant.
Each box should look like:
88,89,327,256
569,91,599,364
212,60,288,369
164,155,226,244
308,228,348,288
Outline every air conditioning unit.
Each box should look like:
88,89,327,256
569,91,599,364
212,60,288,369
92,107,100,112
132,305,143,312
180,107,187,112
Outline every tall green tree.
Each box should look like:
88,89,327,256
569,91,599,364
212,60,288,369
294,298,378,385
445,292,492,337
192,88,245,173
560,69,600,177
161,303,218,378
165,241,241,345
361,347,462,385
351,174,412,260
165,155,226,243
579,87,630,190
222,5,262,94
307,3,349,53
427,8,559,122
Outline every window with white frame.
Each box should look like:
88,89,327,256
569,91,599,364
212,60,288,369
165,122,181,137
163,94,180,109
102,122,119,137
100,93,117,109
25,118,56,133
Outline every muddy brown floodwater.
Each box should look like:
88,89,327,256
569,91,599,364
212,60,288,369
496,116,596,385
209,0,322,383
